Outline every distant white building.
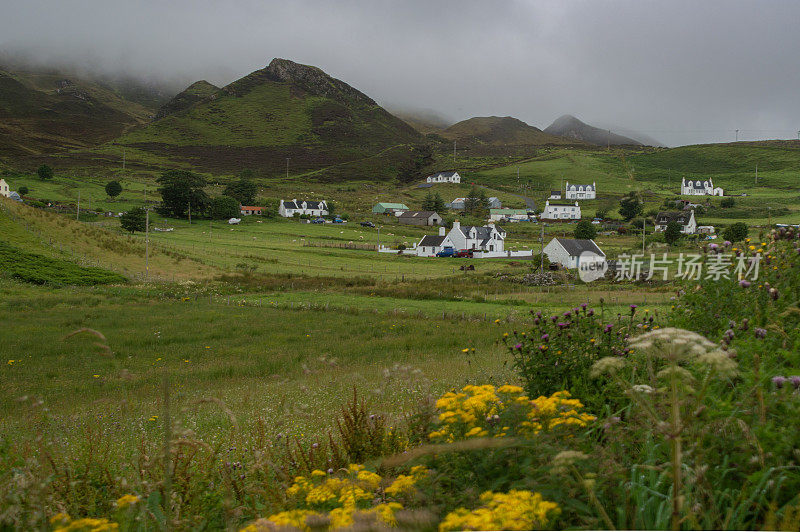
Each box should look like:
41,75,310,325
681,178,723,196
548,190,562,200
540,200,581,221
447,197,466,210
565,182,596,200
426,171,461,184
489,208,532,222
0,179,9,198
654,210,697,234
544,237,606,270
416,221,505,256
279,199,328,217
487,197,502,209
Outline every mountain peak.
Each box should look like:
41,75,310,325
544,114,643,146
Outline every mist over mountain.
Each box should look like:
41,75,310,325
544,115,646,147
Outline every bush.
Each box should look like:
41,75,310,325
17,186,28,196
37,164,53,180
105,180,122,199
120,207,147,233
210,195,240,219
720,197,735,208
573,220,596,239
722,221,749,243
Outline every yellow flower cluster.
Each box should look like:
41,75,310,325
241,464,428,531
438,490,560,531
50,513,118,532
115,494,140,509
429,384,594,442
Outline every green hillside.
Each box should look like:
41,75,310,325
0,68,155,160
108,58,422,179
154,79,219,119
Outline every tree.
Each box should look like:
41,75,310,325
18,186,28,196
422,192,435,211
396,143,434,184
722,222,749,243
223,176,258,205
211,196,240,219
664,221,683,245
619,192,643,221
574,220,597,239
432,192,446,212
156,170,209,219
720,197,736,208
37,164,53,180
261,198,279,219
464,186,488,216
326,201,336,216
120,207,147,233
105,180,122,199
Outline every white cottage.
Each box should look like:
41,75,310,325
0,179,9,198
681,178,723,196
426,171,461,184
654,210,697,234
541,200,581,221
279,199,328,217
416,221,505,256
565,182,596,200
543,237,606,269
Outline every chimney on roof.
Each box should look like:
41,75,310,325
439,226,446,236
452,220,460,231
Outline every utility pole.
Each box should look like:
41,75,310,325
122,147,126,171
453,141,456,164
376,226,380,253
539,222,544,271
76,191,80,221
642,219,646,255
517,166,520,190
286,158,289,179
755,164,758,185
145,208,150,281
607,130,610,150
188,202,191,225
144,185,147,204
735,129,739,142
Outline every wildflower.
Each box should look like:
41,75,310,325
116,494,140,508
494,319,501,324
630,304,638,314
755,328,767,339
439,490,560,531
551,450,589,474
631,384,654,394
739,280,751,288
540,334,549,341
514,343,522,350
590,357,625,377
93,374,100,378
461,348,470,353
772,376,787,389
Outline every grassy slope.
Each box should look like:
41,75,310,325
0,69,153,160
0,198,218,280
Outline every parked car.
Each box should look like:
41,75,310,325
333,217,345,223
436,247,456,258
360,221,375,227
311,218,325,224
455,249,474,258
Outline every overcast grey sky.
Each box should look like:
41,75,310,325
2,0,799,146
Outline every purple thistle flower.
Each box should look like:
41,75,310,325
581,302,587,310
587,308,595,317
772,376,787,389
541,334,549,341
514,343,522,350
563,311,572,318
755,328,767,339
739,280,751,288
724,240,732,247
789,376,800,389
604,324,613,333
551,316,558,323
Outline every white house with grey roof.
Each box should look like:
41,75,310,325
279,199,328,217
415,221,505,257
543,237,606,269
541,200,581,221
565,182,596,200
654,210,697,234
0,179,10,198
681,177,723,196
426,171,461,184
